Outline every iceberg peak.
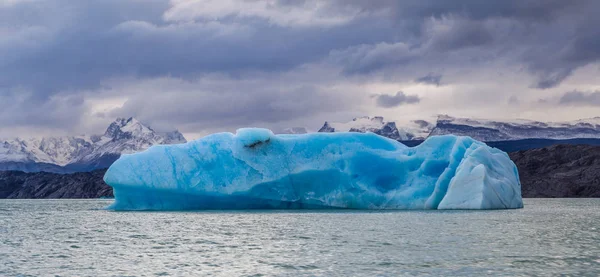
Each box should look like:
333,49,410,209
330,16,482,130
235,128,274,148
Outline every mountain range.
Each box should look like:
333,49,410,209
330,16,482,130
0,117,186,173
4,143,600,199
1,115,600,199
2,114,600,174
318,115,600,142
430,115,600,141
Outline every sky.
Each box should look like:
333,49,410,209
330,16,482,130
1,0,600,139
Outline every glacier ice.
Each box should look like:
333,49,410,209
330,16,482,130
104,128,523,210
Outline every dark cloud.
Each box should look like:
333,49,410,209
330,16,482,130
530,20,600,89
373,92,420,108
424,19,494,52
0,90,87,131
329,42,417,75
533,69,573,89
0,0,392,130
4,0,597,96
415,73,442,86
330,0,600,88
98,75,364,134
558,90,600,106
0,0,394,98
1,0,600,134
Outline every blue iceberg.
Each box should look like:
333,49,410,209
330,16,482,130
104,128,523,210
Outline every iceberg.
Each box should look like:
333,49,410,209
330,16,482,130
104,128,523,210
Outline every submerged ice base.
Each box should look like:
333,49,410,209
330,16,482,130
104,129,523,210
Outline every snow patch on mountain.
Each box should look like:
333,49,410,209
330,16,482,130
0,137,93,166
400,119,435,140
77,117,186,164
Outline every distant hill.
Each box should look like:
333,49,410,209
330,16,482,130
510,144,600,198
0,169,110,199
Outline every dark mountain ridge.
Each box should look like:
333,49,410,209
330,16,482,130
510,144,600,198
0,169,111,199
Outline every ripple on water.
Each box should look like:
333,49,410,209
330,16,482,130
0,199,599,276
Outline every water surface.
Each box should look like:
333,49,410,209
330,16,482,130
0,199,599,276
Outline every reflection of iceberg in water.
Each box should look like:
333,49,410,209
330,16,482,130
104,128,523,210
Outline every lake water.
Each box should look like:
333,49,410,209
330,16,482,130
0,199,599,276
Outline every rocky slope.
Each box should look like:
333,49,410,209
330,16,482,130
0,117,186,173
0,169,111,199
509,144,600,198
1,144,598,199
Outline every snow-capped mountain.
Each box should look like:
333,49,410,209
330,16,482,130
430,115,600,141
75,118,186,167
0,117,186,173
316,115,600,142
398,119,435,140
318,116,413,140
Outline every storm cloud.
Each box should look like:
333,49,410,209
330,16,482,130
1,0,599,137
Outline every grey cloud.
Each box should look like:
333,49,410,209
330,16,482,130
531,23,600,89
0,90,87,131
330,42,418,75
424,19,494,52
0,0,391,130
415,73,442,86
335,0,581,22
2,0,600,135
537,98,550,104
533,69,573,89
558,90,600,106
508,95,519,105
0,0,394,95
373,91,420,108
329,0,600,88
562,29,600,64
3,0,599,95
103,76,364,134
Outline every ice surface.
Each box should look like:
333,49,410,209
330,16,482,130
104,128,523,210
